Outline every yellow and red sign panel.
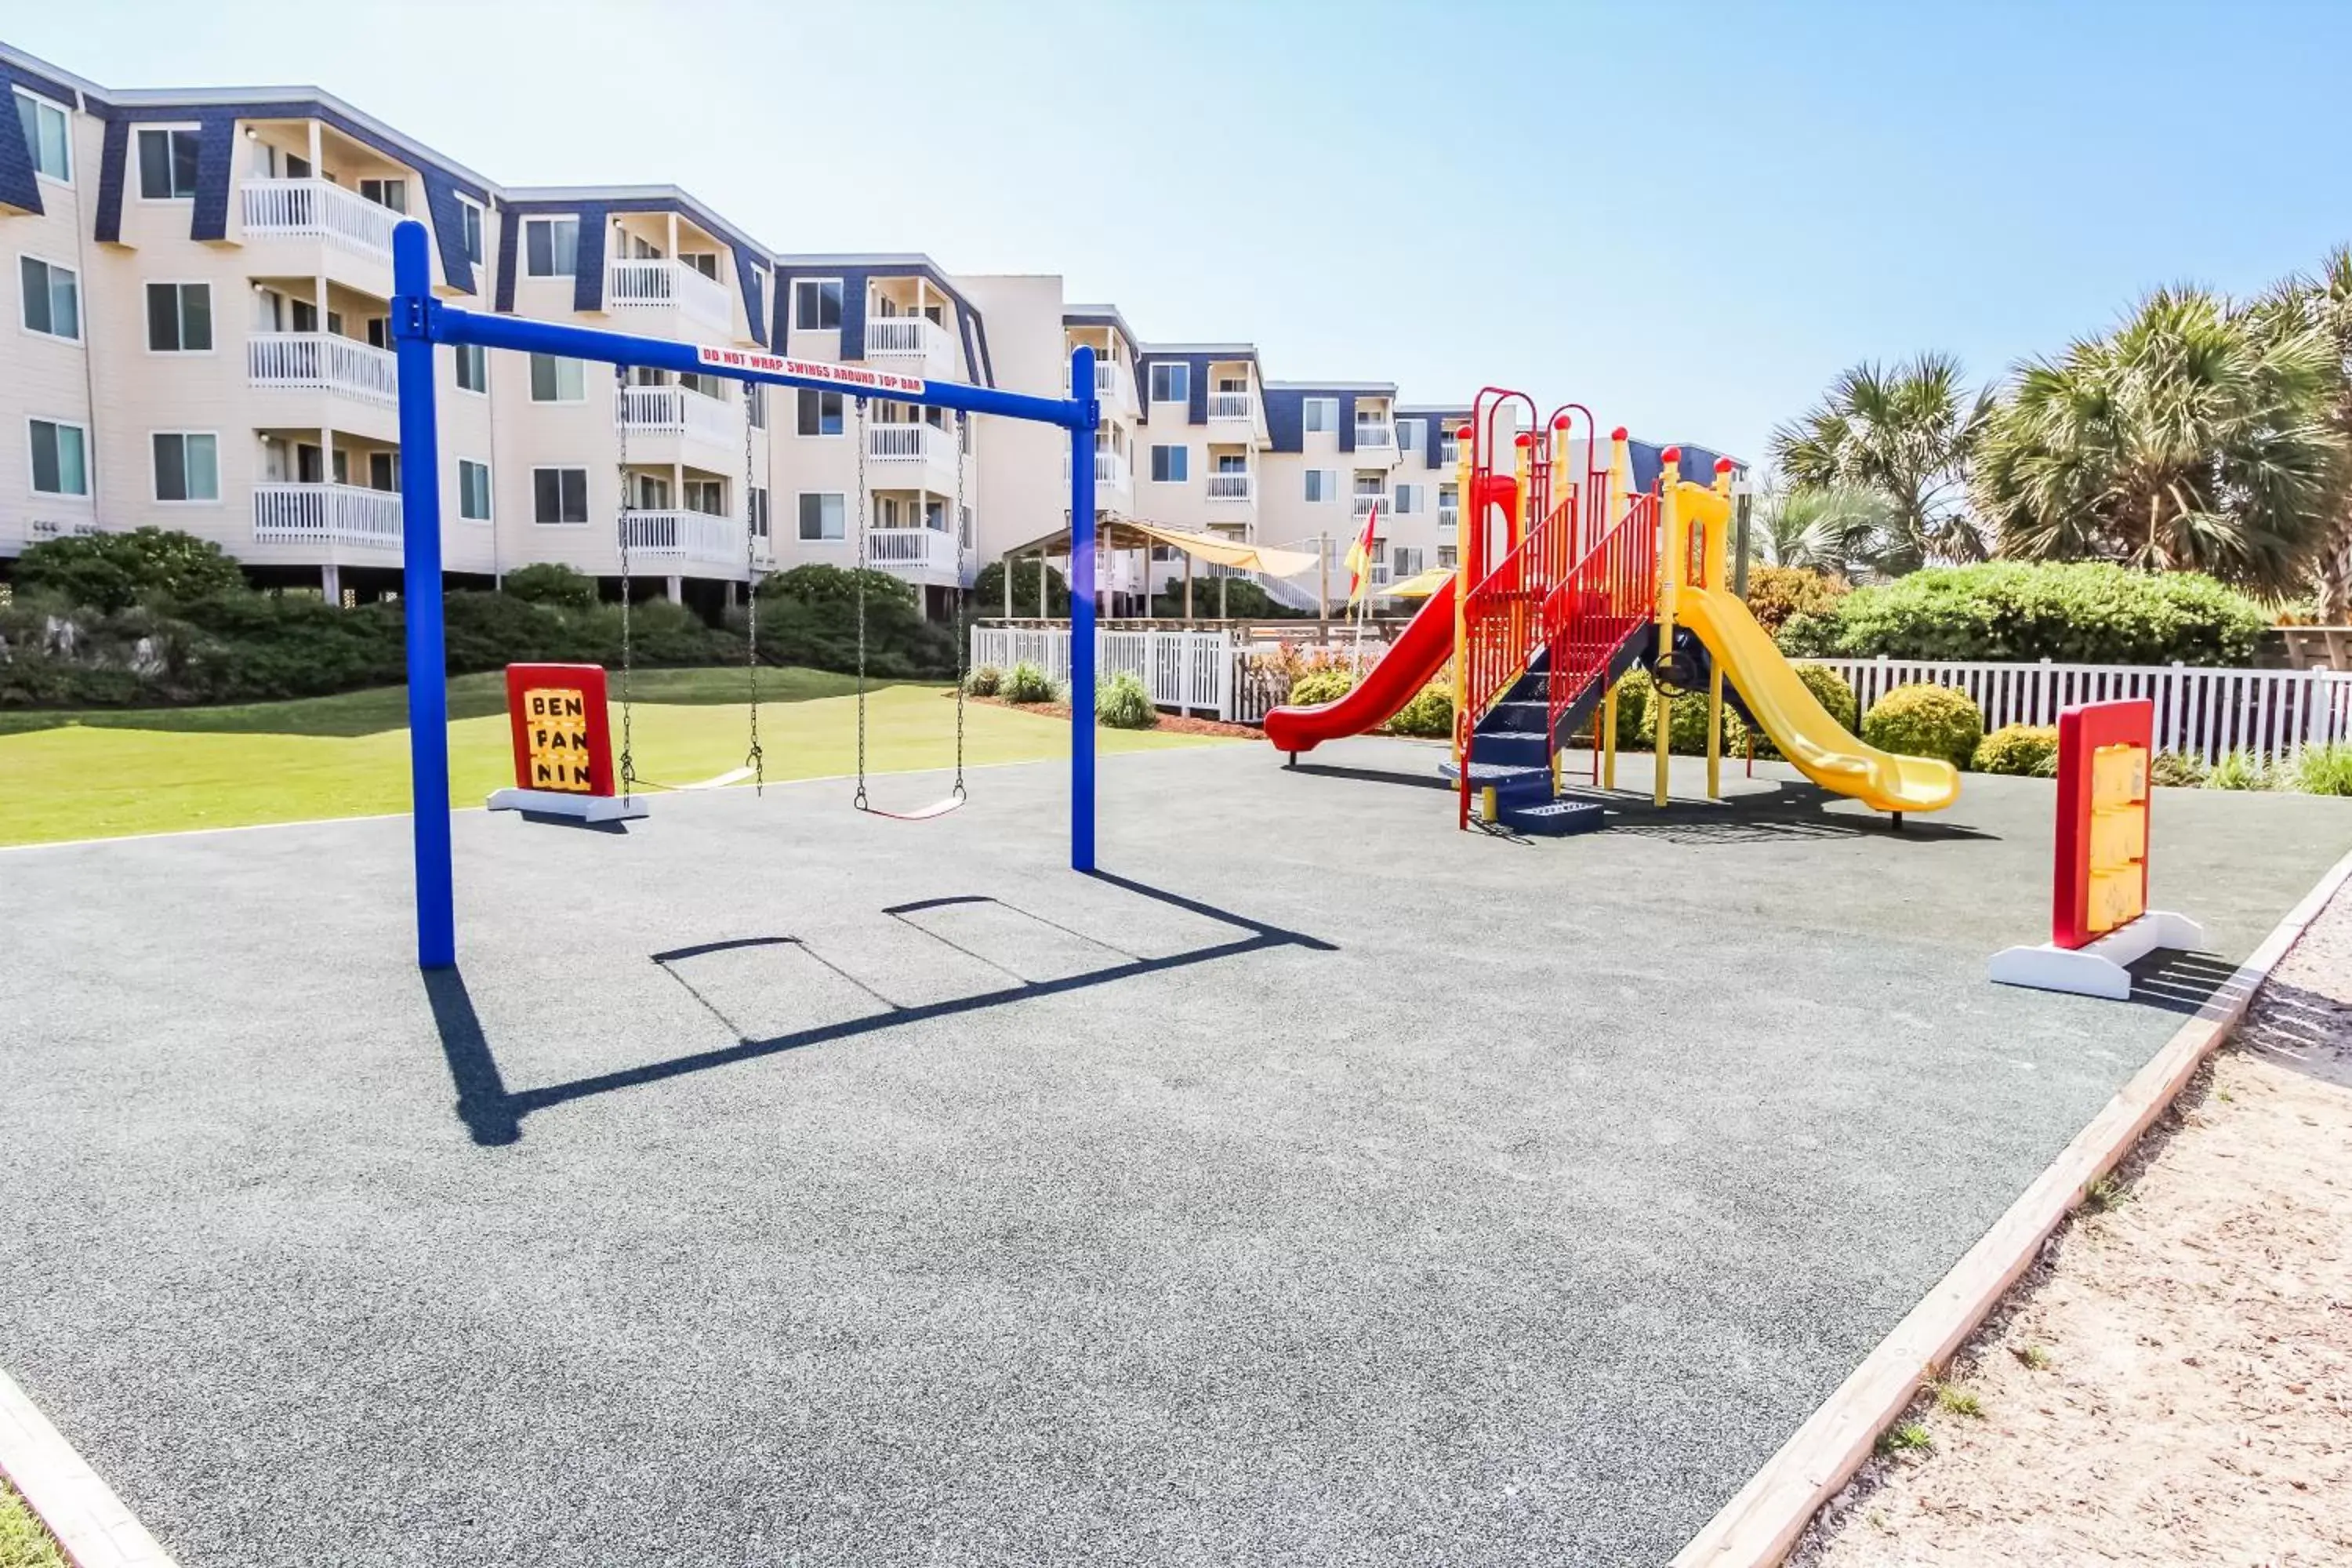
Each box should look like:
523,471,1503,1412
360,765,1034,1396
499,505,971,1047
502,662,619,797
2053,699,2153,948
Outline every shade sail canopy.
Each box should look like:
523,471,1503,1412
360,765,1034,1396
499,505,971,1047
1003,517,1320,578
1372,567,1456,599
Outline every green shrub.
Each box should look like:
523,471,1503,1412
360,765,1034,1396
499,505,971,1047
1002,661,1058,704
499,562,601,610
1749,662,1860,759
1384,683,1454,738
1096,671,1157,729
1287,668,1356,706
971,559,1070,617
1775,561,2269,667
15,527,245,612
2206,750,2274,791
1744,566,1849,636
751,566,952,679
1149,575,1308,619
2151,750,2209,788
1610,668,1744,756
2286,743,2352,796
1861,683,1984,769
1973,723,2061,777
965,665,1003,697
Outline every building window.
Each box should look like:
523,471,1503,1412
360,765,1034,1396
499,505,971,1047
1439,430,1461,466
532,466,589,524
793,278,843,330
15,92,71,183
1392,546,1425,578
1149,445,1188,483
1393,484,1419,515
367,451,400,492
1437,546,1457,569
796,388,844,436
528,354,585,402
358,177,406,213
457,199,484,265
1303,468,1338,503
459,459,492,521
454,343,488,394
524,217,579,278
19,257,79,340
1396,418,1423,455
750,485,771,539
136,127,201,200
1149,361,1189,404
28,418,89,496
746,384,767,430
684,477,725,516
682,252,719,281
144,282,212,352
1439,483,1459,528
1303,397,1338,434
151,432,220,503
798,492,845,541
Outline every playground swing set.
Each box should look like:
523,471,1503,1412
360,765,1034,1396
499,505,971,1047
385,220,1107,970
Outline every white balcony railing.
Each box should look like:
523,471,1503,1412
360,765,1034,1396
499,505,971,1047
608,259,733,336
1065,358,1123,399
866,422,954,466
619,509,739,564
866,526,961,576
246,332,399,406
240,178,402,260
1062,450,1133,491
866,315,955,366
1438,508,1459,532
1207,392,1253,422
252,482,402,548
1205,472,1254,502
1353,421,1395,449
1352,492,1387,517
616,385,738,446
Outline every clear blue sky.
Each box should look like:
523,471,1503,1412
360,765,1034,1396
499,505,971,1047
15,0,2352,466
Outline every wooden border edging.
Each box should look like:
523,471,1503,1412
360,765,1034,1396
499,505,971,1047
0,1366,176,1567
1671,845,2352,1568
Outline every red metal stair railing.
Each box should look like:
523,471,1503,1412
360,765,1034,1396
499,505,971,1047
1542,484,1659,743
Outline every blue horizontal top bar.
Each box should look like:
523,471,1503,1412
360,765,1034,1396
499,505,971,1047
423,299,1086,430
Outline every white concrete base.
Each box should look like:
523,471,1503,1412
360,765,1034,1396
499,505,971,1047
0,1364,176,1566
1987,909,2206,1000
485,788,650,823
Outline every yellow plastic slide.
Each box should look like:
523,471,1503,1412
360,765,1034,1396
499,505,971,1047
1676,585,1961,814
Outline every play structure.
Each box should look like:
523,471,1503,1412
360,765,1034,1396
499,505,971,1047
1264,389,1963,833
485,662,647,825
385,221,1104,969
1989,698,2204,999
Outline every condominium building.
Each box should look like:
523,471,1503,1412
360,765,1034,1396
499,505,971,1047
2,38,1494,621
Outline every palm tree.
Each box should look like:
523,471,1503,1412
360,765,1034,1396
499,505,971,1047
1974,286,2343,595
1751,482,1900,576
2256,246,2352,619
1769,353,1996,570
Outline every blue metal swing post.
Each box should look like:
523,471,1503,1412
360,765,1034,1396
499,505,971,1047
389,220,1100,967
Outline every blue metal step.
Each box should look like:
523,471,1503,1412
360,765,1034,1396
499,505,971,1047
1498,797,1607,837
1437,758,1554,800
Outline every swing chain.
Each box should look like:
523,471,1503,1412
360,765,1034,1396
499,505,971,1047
615,363,637,804
851,394,869,813
951,408,967,802
743,387,764,794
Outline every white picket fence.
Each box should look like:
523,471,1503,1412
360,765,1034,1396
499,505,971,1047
1803,655,2352,765
971,626,1233,716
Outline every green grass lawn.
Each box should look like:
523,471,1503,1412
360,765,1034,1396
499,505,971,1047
0,1479,65,1568
0,666,1229,847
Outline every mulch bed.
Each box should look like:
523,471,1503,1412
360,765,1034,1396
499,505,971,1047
963,693,1263,739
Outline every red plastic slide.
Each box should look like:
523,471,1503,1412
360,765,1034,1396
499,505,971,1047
1262,577,1457,756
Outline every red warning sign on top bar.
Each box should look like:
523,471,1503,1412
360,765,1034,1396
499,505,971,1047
695,345,927,396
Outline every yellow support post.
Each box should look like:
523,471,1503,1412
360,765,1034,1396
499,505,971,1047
1602,682,1618,789
1653,447,1682,809
1702,459,1733,800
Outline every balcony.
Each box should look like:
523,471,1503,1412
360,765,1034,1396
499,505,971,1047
1353,421,1395,450
240,179,401,260
1352,492,1387,517
619,510,740,566
1205,472,1254,502
247,332,399,406
1207,392,1253,422
866,526,962,577
866,422,956,468
1438,507,1459,532
252,483,401,548
1065,358,1123,399
608,259,733,336
866,315,957,374
1062,450,1133,491
616,385,738,447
